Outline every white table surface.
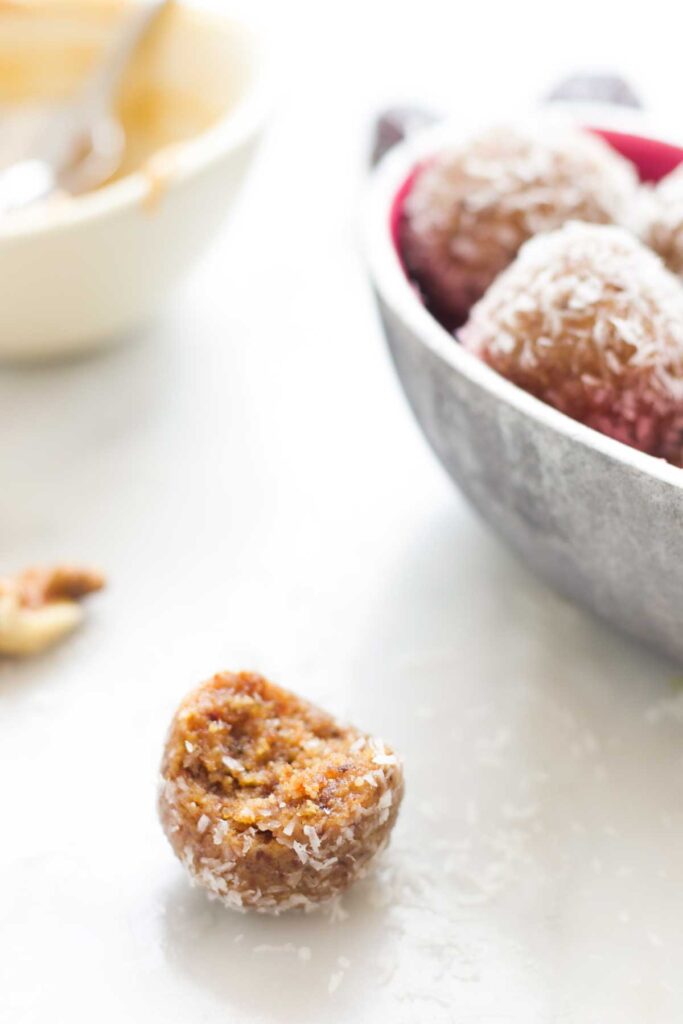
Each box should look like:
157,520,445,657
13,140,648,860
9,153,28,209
2,2,683,1021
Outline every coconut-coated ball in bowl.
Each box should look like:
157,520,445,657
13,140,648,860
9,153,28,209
460,221,683,464
399,123,638,328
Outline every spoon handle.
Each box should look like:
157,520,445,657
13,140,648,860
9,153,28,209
78,0,170,119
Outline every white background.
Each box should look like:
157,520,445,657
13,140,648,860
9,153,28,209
2,2,683,1021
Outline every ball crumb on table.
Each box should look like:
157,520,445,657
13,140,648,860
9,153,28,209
400,123,638,328
460,221,683,465
159,671,404,913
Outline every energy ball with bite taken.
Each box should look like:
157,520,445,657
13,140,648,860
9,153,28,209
460,221,683,464
641,162,683,278
400,124,638,327
159,671,404,913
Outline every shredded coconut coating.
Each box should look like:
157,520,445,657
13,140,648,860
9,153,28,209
0,564,105,656
400,124,638,327
460,222,683,464
159,671,404,913
641,163,683,278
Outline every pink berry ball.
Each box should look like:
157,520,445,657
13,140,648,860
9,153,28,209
400,124,638,327
460,221,683,464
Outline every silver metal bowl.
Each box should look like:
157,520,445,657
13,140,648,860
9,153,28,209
365,108,683,664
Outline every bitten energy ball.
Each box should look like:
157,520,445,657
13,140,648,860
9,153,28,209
159,671,404,913
400,124,638,327
641,163,683,278
460,222,683,463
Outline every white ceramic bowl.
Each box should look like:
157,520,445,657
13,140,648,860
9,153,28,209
0,1,270,359
366,106,683,665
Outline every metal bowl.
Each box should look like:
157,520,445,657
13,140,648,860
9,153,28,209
365,107,683,664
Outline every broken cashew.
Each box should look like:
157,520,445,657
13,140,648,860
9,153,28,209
0,565,105,656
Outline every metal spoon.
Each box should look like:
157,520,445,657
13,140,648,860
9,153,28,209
0,0,169,216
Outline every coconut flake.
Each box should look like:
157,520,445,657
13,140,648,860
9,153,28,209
212,820,229,845
303,825,322,855
378,790,393,810
372,752,398,766
310,856,338,872
293,841,309,865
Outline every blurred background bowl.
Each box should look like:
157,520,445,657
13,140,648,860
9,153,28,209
0,0,270,359
366,108,683,665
